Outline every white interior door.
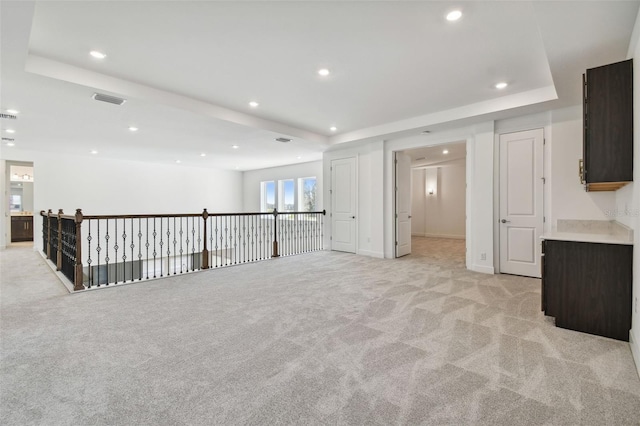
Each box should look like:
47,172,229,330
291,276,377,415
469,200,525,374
395,152,412,257
499,129,544,278
331,157,356,253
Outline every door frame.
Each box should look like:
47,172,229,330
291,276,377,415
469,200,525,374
391,142,469,260
3,160,35,248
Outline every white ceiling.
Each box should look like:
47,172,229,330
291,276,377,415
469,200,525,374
405,142,466,168
1,1,639,171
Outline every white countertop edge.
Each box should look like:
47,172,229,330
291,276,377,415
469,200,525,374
540,231,633,245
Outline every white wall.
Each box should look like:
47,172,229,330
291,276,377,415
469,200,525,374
411,169,426,236
0,149,242,250
242,161,323,212
411,160,466,239
22,181,34,213
323,140,384,258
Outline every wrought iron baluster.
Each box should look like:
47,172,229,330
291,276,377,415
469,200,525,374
105,218,110,285
224,216,228,266
173,217,177,275
252,215,256,262
209,215,218,268
166,218,171,275
138,218,143,281
215,216,219,268
321,212,325,250
191,217,196,270
185,218,191,271
121,218,127,283
179,217,184,273
96,220,101,286
86,220,92,288
146,218,150,279
130,219,134,282
152,218,157,278
197,216,201,270
233,216,237,264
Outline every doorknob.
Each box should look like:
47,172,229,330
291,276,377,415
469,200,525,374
351,216,356,219
408,215,412,219
501,219,510,223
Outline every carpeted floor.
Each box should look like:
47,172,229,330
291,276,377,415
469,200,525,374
1,237,639,425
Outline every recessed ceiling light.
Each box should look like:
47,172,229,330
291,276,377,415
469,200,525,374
200,153,206,157
5,129,15,134
6,142,15,147
91,150,98,154
249,101,259,108
318,68,330,76
443,149,449,154
90,50,107,59
235,166,239,170
6,109,19,114
296,156,302,159
175,160,181,164
446,10,462,21
330,126,337,132
232,145,239,149
128,126,138,132
495,82,508,89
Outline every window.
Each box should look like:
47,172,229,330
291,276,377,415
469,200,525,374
279,179,295,212
299,177,317,211
260,181,276,212
260,177,317,212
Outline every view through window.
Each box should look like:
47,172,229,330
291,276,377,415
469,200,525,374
261,177,316,212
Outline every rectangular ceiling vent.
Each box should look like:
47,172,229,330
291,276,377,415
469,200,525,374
2,137,15,141
0,113,17,119
275,137,292,143
92,93,127,106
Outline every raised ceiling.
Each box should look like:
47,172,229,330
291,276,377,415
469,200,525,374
1,1,638,170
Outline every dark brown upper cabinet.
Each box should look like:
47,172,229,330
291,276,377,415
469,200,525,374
582,59,633,191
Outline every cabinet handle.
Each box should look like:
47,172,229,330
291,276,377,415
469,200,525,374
578,159,585,184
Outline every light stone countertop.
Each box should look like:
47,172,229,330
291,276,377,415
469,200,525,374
541,220,633,245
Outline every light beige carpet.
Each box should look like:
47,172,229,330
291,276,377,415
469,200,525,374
1,237,639,425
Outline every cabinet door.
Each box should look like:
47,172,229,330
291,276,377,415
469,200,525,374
585,59,633,183
546,240,632,341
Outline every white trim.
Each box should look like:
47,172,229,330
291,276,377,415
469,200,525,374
471,264,494,275
357,249,384,258
631,328,640,379
411,233,465,240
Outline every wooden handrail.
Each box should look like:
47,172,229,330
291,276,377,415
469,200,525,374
41,210,326,220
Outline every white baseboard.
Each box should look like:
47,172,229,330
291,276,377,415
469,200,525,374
357,249,384,258
471,264,494,275
411,233,465,240
630,328,640,380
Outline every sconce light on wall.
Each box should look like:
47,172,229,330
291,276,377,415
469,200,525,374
425,167,438,196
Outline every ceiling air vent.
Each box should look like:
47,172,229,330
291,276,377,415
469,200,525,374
2,137,15,141
0,113,17,120
275,137,292,143
92,93,127,106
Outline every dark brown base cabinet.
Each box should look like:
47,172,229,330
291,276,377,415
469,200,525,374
542,240,632,341
11,216,33,242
